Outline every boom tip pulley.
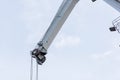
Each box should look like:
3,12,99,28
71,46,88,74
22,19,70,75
31,48,46,65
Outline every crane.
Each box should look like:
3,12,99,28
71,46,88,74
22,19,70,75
103,0,120,33
30,0,120,65
91,0,120,33
29,0,120,80
104,0,120,12
31,0,120,65
31,0,80,65
31,0,120,66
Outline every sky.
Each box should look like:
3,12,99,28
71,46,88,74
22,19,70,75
0,0,120,80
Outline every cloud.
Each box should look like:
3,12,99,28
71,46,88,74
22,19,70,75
54,34,80,48
91,48,120,61
91,51,112,59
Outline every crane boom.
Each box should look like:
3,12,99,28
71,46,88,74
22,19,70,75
31,0,79,65
40,0,79,50
104,0,120,12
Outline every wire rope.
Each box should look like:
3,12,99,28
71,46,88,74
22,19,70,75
30,54,39,80
30,55,33,80
36,61,39,80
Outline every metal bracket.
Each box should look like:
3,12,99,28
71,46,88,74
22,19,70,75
109,16,120,33
31,48,47,65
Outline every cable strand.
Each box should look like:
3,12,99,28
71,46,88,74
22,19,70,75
30,55,33,80
36,61,38,80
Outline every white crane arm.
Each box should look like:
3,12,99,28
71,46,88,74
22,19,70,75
31,0,79,65
104,0,120,12
40,0,79,50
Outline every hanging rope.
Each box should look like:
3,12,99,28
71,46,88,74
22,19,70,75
36,60,38,80
30,54,39,80
30,55,33,80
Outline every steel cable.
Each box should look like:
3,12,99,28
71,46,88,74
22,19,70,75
36,61,38,80
30,55,33,80
30,54,39,80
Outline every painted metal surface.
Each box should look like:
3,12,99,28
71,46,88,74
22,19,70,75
31,0,79,65
104,0,120,12
39,0,79,50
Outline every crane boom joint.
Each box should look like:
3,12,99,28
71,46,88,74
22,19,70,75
31,42,47,65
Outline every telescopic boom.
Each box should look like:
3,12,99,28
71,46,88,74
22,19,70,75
31,0,79,65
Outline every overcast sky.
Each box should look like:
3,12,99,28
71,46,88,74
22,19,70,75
0,0,120,80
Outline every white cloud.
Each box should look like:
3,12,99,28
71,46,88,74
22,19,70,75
54,34,80,48
91,51,112,59
91,48,120,62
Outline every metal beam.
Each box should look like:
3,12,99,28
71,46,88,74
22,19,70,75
104,0,120,12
